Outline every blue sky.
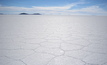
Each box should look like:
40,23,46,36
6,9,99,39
0,0,107,15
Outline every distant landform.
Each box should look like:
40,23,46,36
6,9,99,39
19,13,41,15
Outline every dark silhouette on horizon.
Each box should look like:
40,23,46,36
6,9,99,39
19,13,28,15
33,13,41,15
19,13,41,15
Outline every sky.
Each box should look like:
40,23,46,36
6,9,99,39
0,0,107,15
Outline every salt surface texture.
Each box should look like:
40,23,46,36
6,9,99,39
0,15,107,65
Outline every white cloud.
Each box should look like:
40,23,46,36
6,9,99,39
0,6,31,11
79,6,106,13
65,6,106,13
0,2,107,15
32,6,70,10
0,2,84,11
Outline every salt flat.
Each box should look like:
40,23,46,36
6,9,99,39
0,15,107,65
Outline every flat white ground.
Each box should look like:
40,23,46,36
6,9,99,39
0,15,107,65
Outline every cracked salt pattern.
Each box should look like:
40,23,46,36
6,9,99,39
0,15,107,65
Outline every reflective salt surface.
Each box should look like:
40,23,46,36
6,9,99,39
0,15,107,65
